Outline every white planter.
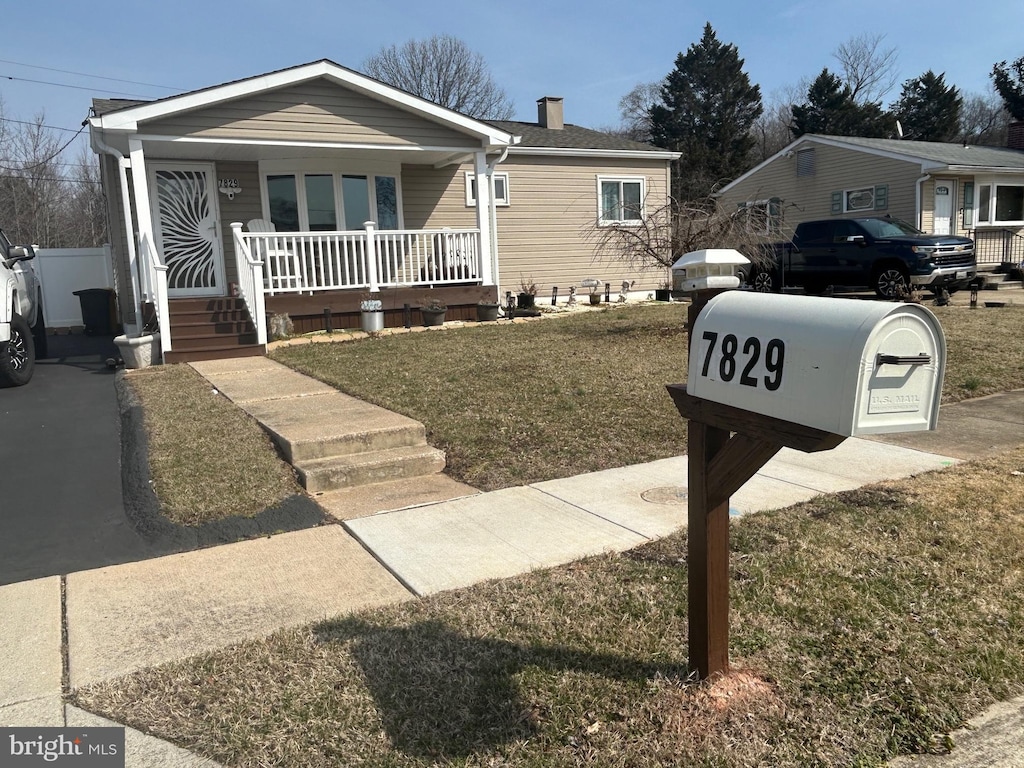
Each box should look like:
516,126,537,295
114,332,161,369
361,310,384,333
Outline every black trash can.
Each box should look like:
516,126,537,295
73,288,117,336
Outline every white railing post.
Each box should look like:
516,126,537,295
364,220,380,292
154,264,170,356
231,222,268,347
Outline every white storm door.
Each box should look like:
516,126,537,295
150,163,226,297
933,180,954,235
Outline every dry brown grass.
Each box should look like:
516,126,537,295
127,364,301,525
272,303,1024,491
75,447,1024,767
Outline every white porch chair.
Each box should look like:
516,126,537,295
246,219,302,292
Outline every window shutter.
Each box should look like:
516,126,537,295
830,191,842,214
873,185,888,210
962,181,974,227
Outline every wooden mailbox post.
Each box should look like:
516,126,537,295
669,287,946,679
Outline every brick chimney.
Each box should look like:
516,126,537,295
1009,120,1024,150
537,97,563,130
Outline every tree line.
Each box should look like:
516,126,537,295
0,99,105,248
614,24,1023,204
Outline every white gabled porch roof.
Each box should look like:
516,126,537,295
89,59,519,154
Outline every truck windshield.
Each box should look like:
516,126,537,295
856,218,924,238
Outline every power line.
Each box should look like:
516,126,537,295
0,73,154,99
0,58,182,91
0,115,87,134
0,123,88,172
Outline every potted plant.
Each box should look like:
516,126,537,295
655,281,672,302
517,276,538,309
476,290,500,322
419,294,447,327
589,286,602,305
360,294,384,333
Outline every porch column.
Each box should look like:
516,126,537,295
128,138,155,302
474,151,494,285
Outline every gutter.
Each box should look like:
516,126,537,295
91,128,143,335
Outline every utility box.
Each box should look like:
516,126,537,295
687,292,945,436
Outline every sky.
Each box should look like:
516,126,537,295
2,0,1022,165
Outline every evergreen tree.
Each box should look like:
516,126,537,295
991,56,1024,120
892,71,962,141
649,23,762,203
790,68,890,138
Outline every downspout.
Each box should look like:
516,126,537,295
92,130,143,336
486,147,509,298
915,173,931,231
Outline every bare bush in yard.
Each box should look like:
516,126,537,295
588,195,780,277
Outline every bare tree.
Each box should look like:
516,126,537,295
363,35,514,120
958,90,1010,146
588,194,779,276
833,33,899,104
750,82,807,162
615,81,661,142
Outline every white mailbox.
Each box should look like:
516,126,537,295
671,249,750,293
687,292,945,436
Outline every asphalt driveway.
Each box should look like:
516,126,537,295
0,335,173,585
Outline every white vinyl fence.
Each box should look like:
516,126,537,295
35,246,114,328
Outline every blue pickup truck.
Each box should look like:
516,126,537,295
745,217,977,298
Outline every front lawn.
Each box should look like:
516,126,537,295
271,303,1024,491
74,446,1024,767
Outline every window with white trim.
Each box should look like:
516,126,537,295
263,168,401,231
738,198,783,235
465,172,510,207
974,181,1024,225
598,176,644,225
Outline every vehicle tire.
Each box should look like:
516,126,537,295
873,264,910,298
750,268,777,293
0,313,36,387
31,295,48,360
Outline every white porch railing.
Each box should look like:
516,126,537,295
235,222,482,295
137,232,170,356
230,223,269,347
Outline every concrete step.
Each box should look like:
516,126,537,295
273,421,428,463
163,345,265,364
314,475,479,521
296,445,447,493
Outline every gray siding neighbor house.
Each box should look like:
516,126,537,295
715,131,1024,269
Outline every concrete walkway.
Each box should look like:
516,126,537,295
2,378,1022,765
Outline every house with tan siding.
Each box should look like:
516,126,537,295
716,132,1024,274
88,60,677,363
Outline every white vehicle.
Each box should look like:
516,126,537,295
1,228,47,386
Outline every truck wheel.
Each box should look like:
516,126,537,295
31,295,48,360
0,313,36,387
750,269,776,293
873,265,909,298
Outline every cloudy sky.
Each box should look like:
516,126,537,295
2,0,1022,158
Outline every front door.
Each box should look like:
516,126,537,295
933,180,954,235
150,163,225,297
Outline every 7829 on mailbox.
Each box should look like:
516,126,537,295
687,292,945,437
698,331,785,391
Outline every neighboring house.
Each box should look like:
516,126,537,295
716,130,1024,269
88,59,677,362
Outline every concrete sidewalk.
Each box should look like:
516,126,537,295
2,389,1022,765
